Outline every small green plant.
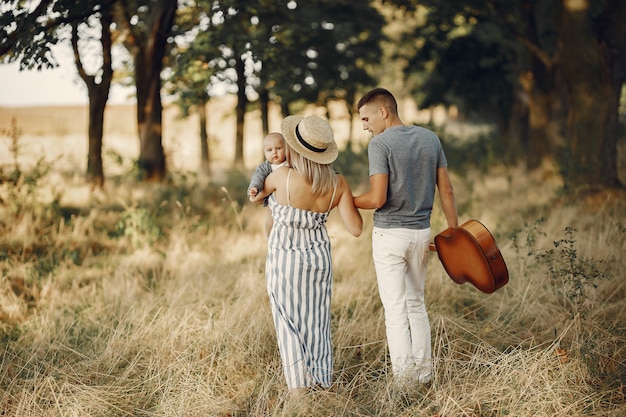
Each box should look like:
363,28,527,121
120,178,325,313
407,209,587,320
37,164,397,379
116,207,162,249
536,226,605,317
221,186,244,232
224,168,249,207
1,116,23,173
1,118,55,219
509,217,547,257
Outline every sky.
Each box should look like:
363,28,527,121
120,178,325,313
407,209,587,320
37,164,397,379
0,45,134,107
1,63,84,107
0,63,136,107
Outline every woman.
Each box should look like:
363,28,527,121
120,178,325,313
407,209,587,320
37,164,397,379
249,115,362,392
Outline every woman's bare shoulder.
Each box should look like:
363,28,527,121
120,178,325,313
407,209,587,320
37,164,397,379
335,173,351,191
267,166,289,183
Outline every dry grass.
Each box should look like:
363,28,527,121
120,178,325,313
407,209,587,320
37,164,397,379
1,107,625,416
0,98,371,176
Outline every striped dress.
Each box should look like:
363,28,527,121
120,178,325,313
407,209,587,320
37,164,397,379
265,170,337,389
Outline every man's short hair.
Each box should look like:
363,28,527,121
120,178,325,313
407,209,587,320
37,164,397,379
357,88,398,115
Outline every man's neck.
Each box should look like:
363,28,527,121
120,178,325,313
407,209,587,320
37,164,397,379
386,115,404,129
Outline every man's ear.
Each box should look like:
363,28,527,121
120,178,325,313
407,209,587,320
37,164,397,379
379,106,389,119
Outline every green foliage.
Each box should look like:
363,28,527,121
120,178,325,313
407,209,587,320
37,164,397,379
116,208,162,250
171,0,385,114
419,28,519,125
417,122,513,177
0,0,111,68
164,2,219,114
223,168,250,207
278,0,385,107
333,144,370,190
390,0,626,190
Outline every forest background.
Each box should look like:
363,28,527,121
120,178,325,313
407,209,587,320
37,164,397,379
1,0,626,416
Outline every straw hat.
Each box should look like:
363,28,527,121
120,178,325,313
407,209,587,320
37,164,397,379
281,115,338,164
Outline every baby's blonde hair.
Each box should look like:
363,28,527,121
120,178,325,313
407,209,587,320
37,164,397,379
287,146,337,197
264,132,284,145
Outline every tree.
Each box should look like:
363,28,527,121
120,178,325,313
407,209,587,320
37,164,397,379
506,0,624,189
180,0,386,169
71,5,114,187
115,0,178,181
389,2,533,162
301,0,385,145
166,57,214,173
164,0,279,170
165,3,221,174
198,0,256,169
558,0,625,189
1,0,116,187
388,0,625,190
260,0,385,147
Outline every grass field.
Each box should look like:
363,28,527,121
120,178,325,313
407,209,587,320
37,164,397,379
1,103,625,416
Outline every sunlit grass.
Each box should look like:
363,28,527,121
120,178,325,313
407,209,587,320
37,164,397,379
1,113,625,416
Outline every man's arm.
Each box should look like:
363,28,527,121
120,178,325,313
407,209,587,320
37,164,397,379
436,167,458,228
353,173,389,210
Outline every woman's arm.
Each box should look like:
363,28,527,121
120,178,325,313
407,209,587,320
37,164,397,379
336,175,363,237
353,173,388,209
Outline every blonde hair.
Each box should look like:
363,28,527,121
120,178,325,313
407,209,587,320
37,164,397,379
287,145,337,197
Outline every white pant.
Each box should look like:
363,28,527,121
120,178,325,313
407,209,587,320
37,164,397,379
372,226,432,383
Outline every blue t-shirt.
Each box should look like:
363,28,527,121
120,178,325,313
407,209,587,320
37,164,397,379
368,125,448,229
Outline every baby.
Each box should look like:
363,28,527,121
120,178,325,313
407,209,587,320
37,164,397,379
247,132,288,237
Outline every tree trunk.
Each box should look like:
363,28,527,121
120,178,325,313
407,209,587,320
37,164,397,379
86,93,108,187
280,100,289,119
518,0,564,170
599,0,626,187
346,103,354,152
132,0,177,181
559,0,623,189
522,74,562,169
234,54,247,168
259,87,270,137
136,64,166,181
198,98,210,174
503,79,530,163
71,7,113,188
344,90,355,151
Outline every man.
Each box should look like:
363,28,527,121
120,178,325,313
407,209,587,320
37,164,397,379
354,87,458,384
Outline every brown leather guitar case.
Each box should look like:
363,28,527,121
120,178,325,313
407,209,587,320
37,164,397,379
432,219,509,294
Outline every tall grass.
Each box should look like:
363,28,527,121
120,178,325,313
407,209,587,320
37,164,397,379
1,133,625,416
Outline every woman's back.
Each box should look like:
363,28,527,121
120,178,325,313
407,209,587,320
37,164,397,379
258,166,361,237
271,168,338,213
